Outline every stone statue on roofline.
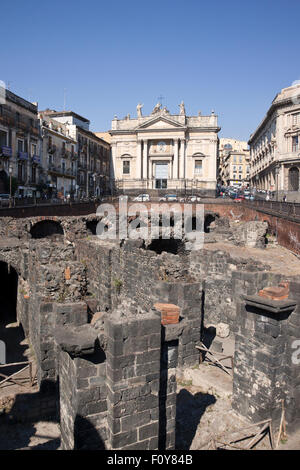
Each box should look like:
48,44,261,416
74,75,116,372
151,102,162,114
136,103,143,118
179,101,186,115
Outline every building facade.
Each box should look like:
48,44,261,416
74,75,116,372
39,113,77,198
249,83,300,198
218,138,248,185
0,87,42,196
222,150,250,187
109,102,220,196
41,110,111,198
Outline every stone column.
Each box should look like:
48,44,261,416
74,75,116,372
110,143,117,194
110,143,116,181
179,139,185,179
106,311,161,450
148,158,152,180
143,139,148,180
173,139,179,180
136,140,142,180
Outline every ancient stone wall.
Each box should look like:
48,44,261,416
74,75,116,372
188,249,271,333
1,208,300,448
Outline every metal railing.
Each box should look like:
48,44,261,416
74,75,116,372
243,199,300,219
0,361,34,389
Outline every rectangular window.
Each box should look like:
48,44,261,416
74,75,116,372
31,166,36,183
17,139,24,152
292,136,298,152
239,156,243,163
194,160,202,174
292,113,300,125
0,130,7,147
123,160,130,174
31,143,37,156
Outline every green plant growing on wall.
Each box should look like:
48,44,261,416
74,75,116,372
113,278,123,295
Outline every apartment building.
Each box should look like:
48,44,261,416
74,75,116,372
249,83,300,197
222,149,250,187
41,111,111,198
218,138,249,186
39,112,77,198
0,86,42,196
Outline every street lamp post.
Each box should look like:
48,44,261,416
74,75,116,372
255,174,259,196
9,164,13,207
275,164,280,202
93,173,96,199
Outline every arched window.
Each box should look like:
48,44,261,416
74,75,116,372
288,167,299,191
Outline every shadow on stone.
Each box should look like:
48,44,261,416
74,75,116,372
175,388,216,449
74,414,106,450
0,379,59,450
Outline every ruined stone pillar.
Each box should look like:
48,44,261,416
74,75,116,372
106,311,161,450
232,286,298,427
57,324,108,450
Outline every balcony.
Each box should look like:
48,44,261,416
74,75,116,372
48,144,57,154
62,149,71,159
0,146,12,157
30,126,39,137
65,168,76,178
48,165,76,178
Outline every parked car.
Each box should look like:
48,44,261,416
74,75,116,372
186,195,201,202
0,194,10,206
133,194,150,202
165,194,178,202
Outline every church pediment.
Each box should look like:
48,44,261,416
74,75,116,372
136,115,185,130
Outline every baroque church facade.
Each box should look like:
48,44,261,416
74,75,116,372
109,102,220,196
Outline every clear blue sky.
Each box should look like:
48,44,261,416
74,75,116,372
1,0,300,140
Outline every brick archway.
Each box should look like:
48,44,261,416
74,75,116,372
30,219,64,240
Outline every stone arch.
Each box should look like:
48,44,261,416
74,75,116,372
30,219,64,240
86,219,99,235
146,238,185,255
0,261,18,314
288,166,299,191
204,213,217,233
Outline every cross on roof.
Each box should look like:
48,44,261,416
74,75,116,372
157,95,164,106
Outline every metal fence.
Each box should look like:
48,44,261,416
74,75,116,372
243,199,300,219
